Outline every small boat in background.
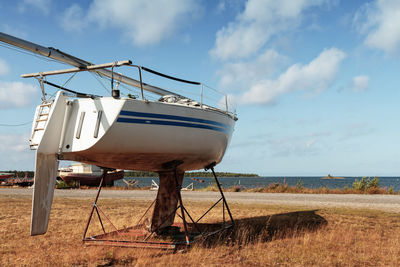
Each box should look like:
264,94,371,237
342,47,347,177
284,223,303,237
0,173,14,180
58,163,124,186
6,172,34,186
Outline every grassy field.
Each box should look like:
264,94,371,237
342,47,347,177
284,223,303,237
0,195,399,266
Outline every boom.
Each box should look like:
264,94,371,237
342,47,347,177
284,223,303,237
0,31,175,96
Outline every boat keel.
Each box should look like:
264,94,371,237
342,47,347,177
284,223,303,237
150,170,184,232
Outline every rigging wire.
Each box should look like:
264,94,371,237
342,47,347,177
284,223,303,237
46,72,78,100
91,71,144,99
118,81,141,95
0,121,31,127
61,71,77,88
0,43,70,66
90,71,111,94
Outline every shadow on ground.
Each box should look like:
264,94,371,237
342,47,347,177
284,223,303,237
82,210,327,250
195,210,327,247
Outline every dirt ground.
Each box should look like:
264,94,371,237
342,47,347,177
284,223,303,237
0,192,399,266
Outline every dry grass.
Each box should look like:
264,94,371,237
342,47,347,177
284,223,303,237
193,183,400,195
34,181,400,195
242,185,398,194
1,195,399,266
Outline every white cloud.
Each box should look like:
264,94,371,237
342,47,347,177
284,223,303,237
215,0,244,14
60,4,85,32
0,132,35,170
230,48,346,105
354,0,400,54
352,75,369,92
83,0,200,46
19,0,51,15
340,122,374,141
0,25,28,39
217,49,288,91
210,0,328,61
267,133,327,157
0,81,38,109
0,58,10,75
217,0,227,12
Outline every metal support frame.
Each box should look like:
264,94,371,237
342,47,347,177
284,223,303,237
82,168,111,240
205,162,234,226
82,163,234,250
174,167,190,244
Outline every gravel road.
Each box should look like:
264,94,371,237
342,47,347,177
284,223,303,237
1,188,399,213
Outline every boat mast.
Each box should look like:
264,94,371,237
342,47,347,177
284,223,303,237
0,31,175,97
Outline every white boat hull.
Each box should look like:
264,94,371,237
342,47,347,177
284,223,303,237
57,95,235,171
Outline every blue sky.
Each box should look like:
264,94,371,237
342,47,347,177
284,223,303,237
0,0,399,176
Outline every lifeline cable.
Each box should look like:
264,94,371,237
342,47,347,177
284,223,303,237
41,80,98,98
141,66,201,85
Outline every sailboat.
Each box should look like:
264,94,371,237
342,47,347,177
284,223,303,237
0,32,237,236
58,163,124,186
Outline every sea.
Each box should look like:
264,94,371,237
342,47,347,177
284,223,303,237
115,176,400,191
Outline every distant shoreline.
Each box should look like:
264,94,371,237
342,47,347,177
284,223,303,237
320,174,345,180
124,171,259,178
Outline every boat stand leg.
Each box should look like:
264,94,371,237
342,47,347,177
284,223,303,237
174,167,190,245
82,168,110,240
205,163,234,226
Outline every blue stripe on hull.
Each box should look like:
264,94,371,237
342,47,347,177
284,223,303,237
119,110,232,132
116,117,230,134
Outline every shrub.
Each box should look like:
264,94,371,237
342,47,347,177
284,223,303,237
267,183,280,190
352,176,380,192
296,179,303,190
230,185,242,192
279,182,289,192
56,180,79,189
353,177,368,191
319,186,329,194
369,176,380,188
202,183,219,192
388,186,394,194
367,186,381,194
